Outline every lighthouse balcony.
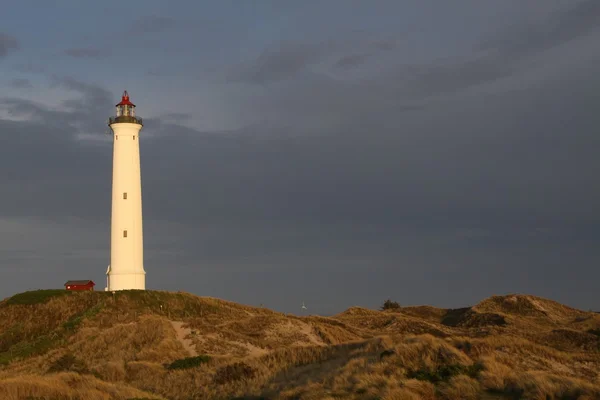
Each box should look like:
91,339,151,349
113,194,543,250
109,116,143,126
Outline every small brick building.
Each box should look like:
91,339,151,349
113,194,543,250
64,280,95,291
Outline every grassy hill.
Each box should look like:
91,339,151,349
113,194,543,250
0,290,599,399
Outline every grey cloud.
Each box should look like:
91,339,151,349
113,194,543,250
146,68,171,77
48,75,114,131
234,33,403,81
13,62,45,74
0,98,71,125
64,47,107,59
1,62,599,311
160,112,192,122
128,15,176,34
366,1,600,99
9,78,32,88
51,75,112,102
480,0,600,57
400,52,514,97
372,37,398,51
229,42,330,84
332,35,400,70
334,53,372,69
396,1,600,100
224,47,600,229
235,70,425,130
0,77,113,196
2,3,600,311
331,1,599,101
0,33,18,58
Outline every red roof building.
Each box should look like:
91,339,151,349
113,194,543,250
64,280,95,291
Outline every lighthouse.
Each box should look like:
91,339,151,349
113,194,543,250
105,91,145,291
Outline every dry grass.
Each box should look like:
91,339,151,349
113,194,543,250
1,290,599,399
0,372,163,400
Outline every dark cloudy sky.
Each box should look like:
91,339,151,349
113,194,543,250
1,1,599,314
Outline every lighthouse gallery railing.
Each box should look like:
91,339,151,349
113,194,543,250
108,116,143,126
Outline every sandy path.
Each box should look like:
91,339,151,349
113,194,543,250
241,341,269,358
170,321,198,357
298,322,327,347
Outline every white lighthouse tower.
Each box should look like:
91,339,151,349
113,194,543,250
105,91,146,291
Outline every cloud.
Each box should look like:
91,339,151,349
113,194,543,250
229,42,331,84
48,75,114,131
333,37,399,70
64,47,107,59
1,3,600,311
398,52,514,98
332,1,600,102
385,1,600,101
334,53,372,69
372,37,398,51
0,98,70,124
128,15,176,34
160,112,192,122
0,33,18,58
356,1,600,100
0,76,113,176
13,62,45,74
146,68,171,77
51,75,112,104
480,0,600,57
9,78,32,88
232,33,404,82
1,58,599,310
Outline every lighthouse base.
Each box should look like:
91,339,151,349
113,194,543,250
106,267,146,291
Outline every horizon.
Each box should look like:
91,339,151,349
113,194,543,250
1,1,599,315
4,288,596,317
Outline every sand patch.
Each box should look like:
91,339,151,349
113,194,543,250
170,321,198,357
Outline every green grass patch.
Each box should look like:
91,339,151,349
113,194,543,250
407,362,484,383
47,353,89,374
0,324,25,353
166,355,212,370
110,290,221,318
0,334,60,365
214,362,256,384
62,303,103,332
5,290,72,306
587,329,600,338
0,299,104,366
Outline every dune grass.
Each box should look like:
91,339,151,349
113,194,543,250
0,291,599,399
4,290,73,306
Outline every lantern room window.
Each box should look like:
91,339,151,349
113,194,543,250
116,105,135,117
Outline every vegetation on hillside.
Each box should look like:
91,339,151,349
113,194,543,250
5,289,73,306
0,290,599,399
166,355,212,370
380,299,401,311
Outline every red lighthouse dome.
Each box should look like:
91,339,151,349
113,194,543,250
116,90,135,107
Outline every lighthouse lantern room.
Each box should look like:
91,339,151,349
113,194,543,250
109,91,142,125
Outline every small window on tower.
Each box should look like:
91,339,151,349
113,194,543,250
133,136,136,140
123,192,127,199
116,135,118,140
123,230,128,238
